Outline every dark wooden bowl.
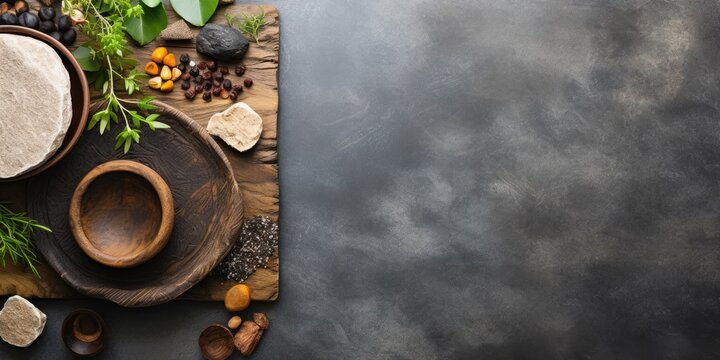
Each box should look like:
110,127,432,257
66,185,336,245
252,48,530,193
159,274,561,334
199,325,235,360
69,160,175,268
0,26,89,182
62,309,106,357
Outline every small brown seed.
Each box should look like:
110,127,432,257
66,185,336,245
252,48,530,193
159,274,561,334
181,81,191,90
220,89,230,99
198,61,207,70
214,72,224,81
223,79,232,90
212,87,222,97
201,71,212,81
194,84,204,93
235,64,246,76
207,60,217,71
203,91,212,102
181,73,192,81
184,89,196,100
219,65,229,75
228,316,242,330
244,78,253,88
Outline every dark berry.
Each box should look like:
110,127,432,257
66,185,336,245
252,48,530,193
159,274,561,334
234,65,246,76
189,66,200,77
243,78,253,88
18,12,39,29
181,81,191,90
222,79,232,90
38,6,55,21
181,73,192,81
232,84,244,93
204,81,213,90
229,91,238,100
201,71,212,81
198,61,207,70
49,31,62,42
194,84,204,93
212,87,222,96
219,66,229,75
193,76,203,84
213,72,223,81
179,53,190,64
57,15,71,32
38,20,55,34
207,60,217,71
61,28,76,45
176,63,186,73
202,91,212,102
184,89,196,100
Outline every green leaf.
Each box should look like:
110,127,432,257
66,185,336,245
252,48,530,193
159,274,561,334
141,0,161,7
126,1,168,46
124,138,132,153
152,121,170,129
170,0,218,26
145,114,160,123
73,46,101,72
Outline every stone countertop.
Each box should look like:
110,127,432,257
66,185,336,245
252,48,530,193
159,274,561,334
4,0,720,358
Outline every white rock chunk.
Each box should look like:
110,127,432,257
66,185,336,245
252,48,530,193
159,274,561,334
0,295,47,347
0,33,72,179
207,102,263,152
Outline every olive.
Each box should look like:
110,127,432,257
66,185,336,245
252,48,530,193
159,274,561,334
18,12,39,29
61,28,76,45
0,13,13,26
38,20,56,34
57,15,71,32
38,7,56,21
222,79,232,90
49,31,62,42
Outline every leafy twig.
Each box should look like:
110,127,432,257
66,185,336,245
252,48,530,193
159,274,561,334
226,7,266,46
0,203,51,278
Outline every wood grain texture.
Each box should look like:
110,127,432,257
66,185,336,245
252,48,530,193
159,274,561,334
27,101,243,307
0,3,280,302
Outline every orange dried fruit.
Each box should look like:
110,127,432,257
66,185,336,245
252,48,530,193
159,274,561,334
144,61,159,75
224,284,251,312
163,53,177,67
151,47,167,63
160,65,172,81
160,80,174,93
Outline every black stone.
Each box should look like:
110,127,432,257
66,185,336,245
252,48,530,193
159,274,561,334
38,6,55,21
57,15,71,32
61,28,76,45
18,12,38,29
0,13,16,26
38,20,56,34
195,24,249,61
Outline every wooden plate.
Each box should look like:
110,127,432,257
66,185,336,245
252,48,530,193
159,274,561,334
27,101,243,307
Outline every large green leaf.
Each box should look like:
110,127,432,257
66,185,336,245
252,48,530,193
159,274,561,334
141,0,161,7
170,0,218,27
126,1,168,46
72,46,100,72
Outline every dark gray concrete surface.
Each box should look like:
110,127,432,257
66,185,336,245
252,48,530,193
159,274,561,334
4,0,720,358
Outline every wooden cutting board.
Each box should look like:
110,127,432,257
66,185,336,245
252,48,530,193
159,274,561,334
0,3,280,302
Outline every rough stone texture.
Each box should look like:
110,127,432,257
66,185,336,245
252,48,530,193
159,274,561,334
9,0,720,359
0,33,71,179
206,102,262,152
159,20,193,41
0,296,46,347
196,23,249,61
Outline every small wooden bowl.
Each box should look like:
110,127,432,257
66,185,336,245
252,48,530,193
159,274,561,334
69,160,175,268
0,26,89,182
199,325,235,360
62,309,106,357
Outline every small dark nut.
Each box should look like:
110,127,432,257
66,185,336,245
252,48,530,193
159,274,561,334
222,79,232,90
232,84,244,93
49,31,61,42
176,63,186,73
214,72,224,81
198,61,207,70
234,64,246,76
38,20,56,33
61,28,76,45
213,79,222,88
194,84,204,93
184,88,196,100
212,87,222,97
181,81,191,90
189,66,200,77
204,81,213,90
202,91,212,102
229,90,238,100
201,71,212,81
207,60,217,71
179,53,190,64
193,76,203,83
219,65,229,75
244,78,253,88
181,73,192,81
18,11,39,29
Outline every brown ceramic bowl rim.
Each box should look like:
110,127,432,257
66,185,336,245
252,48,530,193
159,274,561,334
0,26,90,182
62,309,106,357
68,160,175,268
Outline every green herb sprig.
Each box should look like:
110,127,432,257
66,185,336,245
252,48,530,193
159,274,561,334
65,0,170,153
0,203,51,278
226,7,266,46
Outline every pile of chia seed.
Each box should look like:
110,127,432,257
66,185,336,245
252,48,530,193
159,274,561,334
216,216,279,282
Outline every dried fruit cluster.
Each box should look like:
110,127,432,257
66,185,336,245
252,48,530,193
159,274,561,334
0,1,77,46
145,47,181,93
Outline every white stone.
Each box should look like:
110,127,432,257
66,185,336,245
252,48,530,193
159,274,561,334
207,102,263,152
0,33,72,179
0,295,47,347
